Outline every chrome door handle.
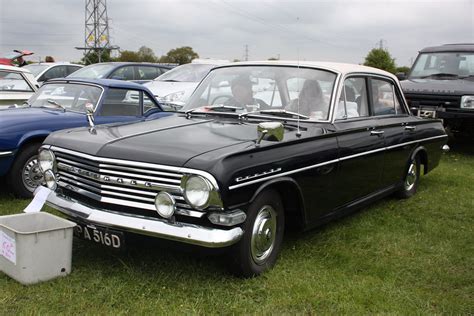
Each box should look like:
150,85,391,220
405,125,416,131
370,130,384,136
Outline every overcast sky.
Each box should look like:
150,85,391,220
0,0,473,66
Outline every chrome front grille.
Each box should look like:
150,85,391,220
51,147,205,218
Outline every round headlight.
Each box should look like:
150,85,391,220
154,192,176,218
183,175,211,209
43,170,57,190
38,149,55,173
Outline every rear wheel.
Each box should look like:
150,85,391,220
230,189,284,277
7,143,43,198
397,155,420,199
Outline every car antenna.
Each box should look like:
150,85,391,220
296,17,302,138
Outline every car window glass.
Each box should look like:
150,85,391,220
100,88,140,116
42,66,67,81
371,79,397,116
66,66,82,76
392,85,406,115
185,66,336,121
336,77,369,120
0,71,33,91
253,78,282,107
110,66,135,81
143,93,159,113
29,83,102,111
137,66,160,80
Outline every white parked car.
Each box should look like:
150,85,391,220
23,62,83,85
0,65,38,107
144,60,228,109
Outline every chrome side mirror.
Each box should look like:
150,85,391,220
85,103,96,134
256,122,284,145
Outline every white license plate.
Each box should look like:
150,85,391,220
74,222,124,249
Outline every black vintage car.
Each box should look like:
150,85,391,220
36,61,448,277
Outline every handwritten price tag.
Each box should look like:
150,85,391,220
0,231,16,265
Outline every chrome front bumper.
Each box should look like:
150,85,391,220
45,190,243,248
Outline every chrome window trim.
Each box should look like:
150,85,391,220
331,72,411,123
229,134,447,189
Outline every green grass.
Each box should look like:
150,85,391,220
1,144,473,314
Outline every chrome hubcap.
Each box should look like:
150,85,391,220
251,205,277,264
404,162,417,191
22,156,43,192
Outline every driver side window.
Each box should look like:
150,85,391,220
100,88,140,116
110,66,135,81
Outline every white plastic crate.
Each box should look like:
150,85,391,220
0,212,76,285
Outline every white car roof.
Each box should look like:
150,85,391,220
0,64,34,74
26,62,82,66
227,60,397,80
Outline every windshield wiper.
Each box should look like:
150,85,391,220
184,105,244,117
420,73,459,79
242,109,310,120
160,79,180,82
47,99,66,110
459,74,474,80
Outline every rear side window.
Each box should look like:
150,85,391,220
66,66,82,76
370,79,406,116
100,88,140,116
41,66,68,81
137,66,161,80
0,71,33,91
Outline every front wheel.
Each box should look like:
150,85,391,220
230,189,285,277
397,155,420,199
7,143,43,198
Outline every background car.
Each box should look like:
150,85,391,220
0,78,169,198
399,43,474,137
23,62,83,85
144,59,228,109
0,65,38,107
67,62,175,84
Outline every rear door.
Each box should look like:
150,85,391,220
333,76,385,206
369,77,417,188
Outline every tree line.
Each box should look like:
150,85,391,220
82,46,199,65
82,45,410,74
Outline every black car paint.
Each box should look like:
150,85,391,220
45,111,446,230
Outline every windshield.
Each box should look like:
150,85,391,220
183,66,337,121
67,64,115,79
409,52,474,78
28,83,102,112
23,64,50,77
157,64,216,82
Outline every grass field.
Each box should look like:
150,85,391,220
0,142,473,314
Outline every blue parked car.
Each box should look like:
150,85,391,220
0,78,169,197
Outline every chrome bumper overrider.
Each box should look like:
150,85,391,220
45,190,243,248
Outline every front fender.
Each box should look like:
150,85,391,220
18,130,50,148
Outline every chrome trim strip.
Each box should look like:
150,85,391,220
0,151,14,157
229,158,339,190
229,134,448,190
385,134,447,150
338,147,386,161
44,189,241,247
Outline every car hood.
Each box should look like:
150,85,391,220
45,114,263,166
144,81,198,100
401,78,474,95
0,107,85,131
